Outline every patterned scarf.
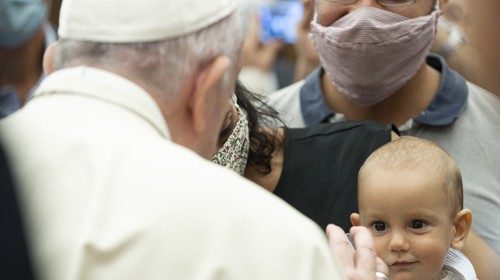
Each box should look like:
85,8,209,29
211,100,250,175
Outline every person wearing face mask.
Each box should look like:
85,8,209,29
0,0,57,118
266,0,500,258
0,0,394,278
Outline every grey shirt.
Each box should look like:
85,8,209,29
268,54,500,253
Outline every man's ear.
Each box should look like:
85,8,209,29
186,55,231,158
450,209,472,250
191,55,231,134
43,42,58,75
350,213,361,227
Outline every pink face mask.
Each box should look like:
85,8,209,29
311,6,440,107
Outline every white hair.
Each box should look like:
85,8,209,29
56,12,242,100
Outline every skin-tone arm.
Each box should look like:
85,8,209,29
327,224,388,279
438,0,500,95
462,230,500,280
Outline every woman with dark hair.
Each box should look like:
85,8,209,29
212,81,398,231
211,81,500,279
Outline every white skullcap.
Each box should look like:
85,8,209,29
58,0,237,42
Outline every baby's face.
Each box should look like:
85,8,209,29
356,167,456,280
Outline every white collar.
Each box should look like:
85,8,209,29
443,248,477,280
30,66,170,139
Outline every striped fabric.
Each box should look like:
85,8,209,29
310,6,439,106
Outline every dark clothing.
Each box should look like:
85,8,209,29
0,142,34,279
274,121,393,232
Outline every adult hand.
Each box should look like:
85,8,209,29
242,13,282,72
326,224,389,280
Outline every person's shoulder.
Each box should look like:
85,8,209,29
270,80,305,96
125,139,323,232
120,142,342,278
266,81,307,128
449,81,500,132
267,80,305,105
286,121,390,140
466,82,500,110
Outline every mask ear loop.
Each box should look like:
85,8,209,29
312,11,319,24
308,13,319,41
231,93,242,113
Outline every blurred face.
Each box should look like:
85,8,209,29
316,0,436,26
356,166,455,280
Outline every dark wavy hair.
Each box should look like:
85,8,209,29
235,81,283,175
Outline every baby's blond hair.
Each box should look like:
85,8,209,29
358,136,463,214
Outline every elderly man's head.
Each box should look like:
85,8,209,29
47,0,243,158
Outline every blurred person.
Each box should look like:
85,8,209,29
239,9,282,95
267,0,500,257
47,0,63,28
352,136,476,280
433,0,499,95
0,0,57,118
238,0,318,94
0,0,387,279
293,0,320,81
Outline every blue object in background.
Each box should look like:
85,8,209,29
259,0,304,44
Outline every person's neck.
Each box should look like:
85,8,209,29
244,128,284,193
321,63,441,127
0,29,44,104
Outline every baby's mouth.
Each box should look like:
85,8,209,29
390,261,418,268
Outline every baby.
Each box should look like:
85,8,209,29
351,136,476,280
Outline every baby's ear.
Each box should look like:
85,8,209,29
451,209,472,250
350,213,361,226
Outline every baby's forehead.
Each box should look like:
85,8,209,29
359,163,449,199
358,136,462,214
358,168,458,216
360,160,445,184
